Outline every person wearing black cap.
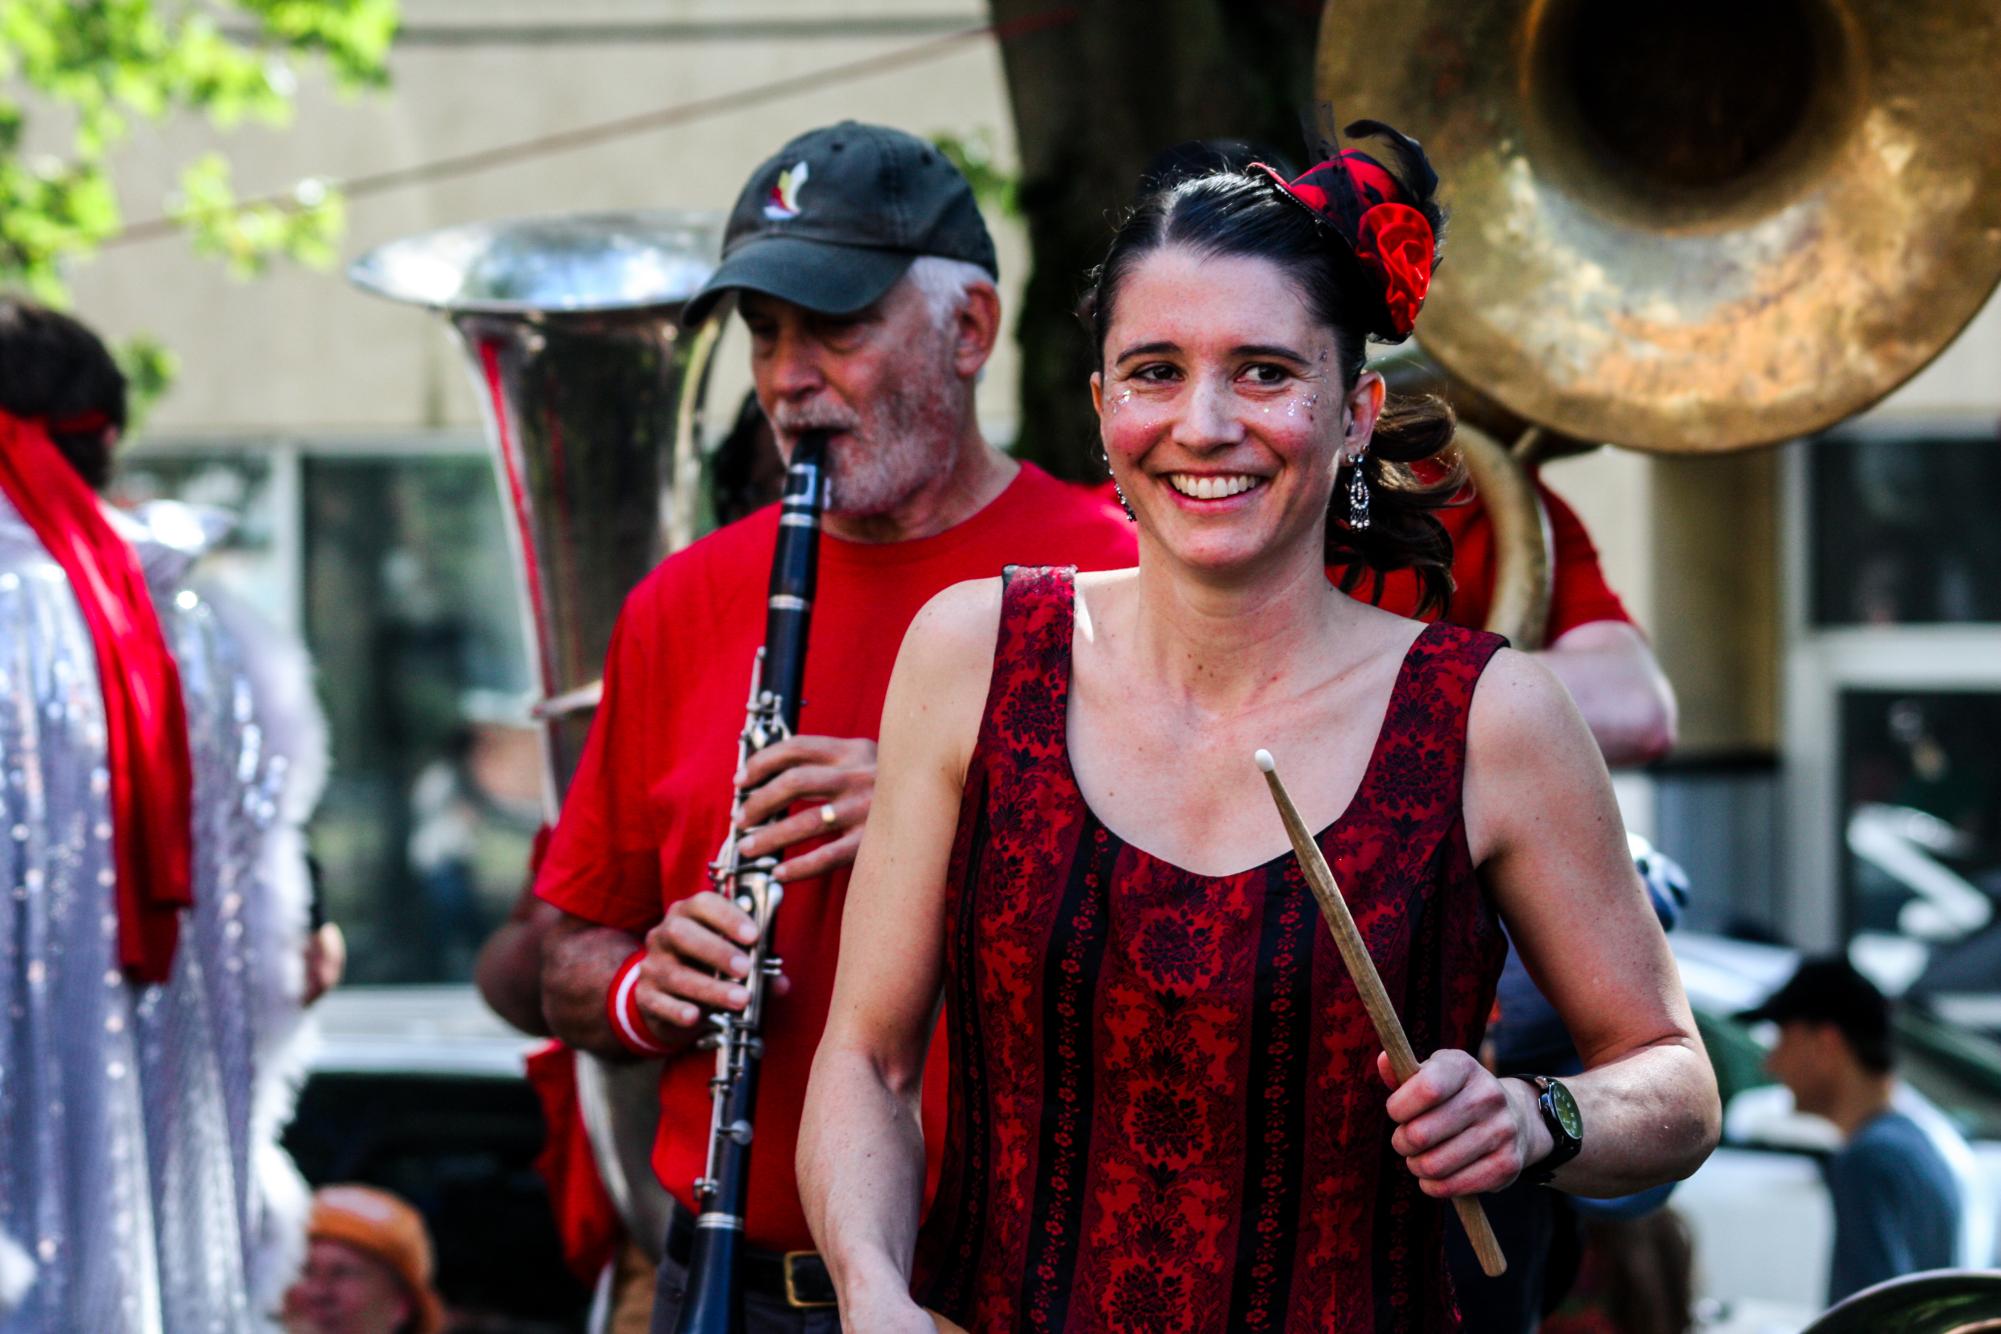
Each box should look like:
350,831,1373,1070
533,122,1136,1331
1739,957,1964,1303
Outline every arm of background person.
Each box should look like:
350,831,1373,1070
539,910,668,1058
1535,619,1677,767
797,580,999,1333
474,826,561,1036
1531,480,1676,767
537,728,876,1057
476,890,561,1037
1455,649,1719,1198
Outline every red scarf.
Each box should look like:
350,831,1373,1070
0,408,194,983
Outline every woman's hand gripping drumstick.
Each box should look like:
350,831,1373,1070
1254,748,1508,1279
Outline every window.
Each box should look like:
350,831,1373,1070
1809,430,2001,627
123,440,543,986
301,455,540,985
1840,689,2001,942
1785,427,2001,1045
112,452,286,627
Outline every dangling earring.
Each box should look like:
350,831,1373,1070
1346,451,1371,531
1103,449,1135,522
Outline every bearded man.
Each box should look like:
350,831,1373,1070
532,122,1138,1332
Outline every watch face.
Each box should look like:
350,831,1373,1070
1547,1079,1583,1141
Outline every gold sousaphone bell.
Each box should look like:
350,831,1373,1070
1318,0,2001,642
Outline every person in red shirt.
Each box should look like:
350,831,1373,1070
533,122,1137,1333
1359,477,1676,767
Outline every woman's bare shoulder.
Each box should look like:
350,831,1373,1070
883,578,1006,780
1463,646,1612,859
887,578,1008,723
904,576,1004,667
1468,645,1583,748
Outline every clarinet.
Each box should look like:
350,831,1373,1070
674,430,829,1334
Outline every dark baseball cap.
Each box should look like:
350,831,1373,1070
684,121,998,326
1737,956,1895,1071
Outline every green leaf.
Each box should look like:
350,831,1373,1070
1,0,397,307
113,334,178,431
930,129,1021,219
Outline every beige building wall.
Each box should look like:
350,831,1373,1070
68,1,1022,440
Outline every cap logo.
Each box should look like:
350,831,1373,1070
763,162,808,221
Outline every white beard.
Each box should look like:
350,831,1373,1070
825,341,967,518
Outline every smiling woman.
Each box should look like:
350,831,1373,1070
798,122,1720,1333
1084,133,1462,616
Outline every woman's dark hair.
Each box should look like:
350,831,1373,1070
1084,142,1462,615
0,296,128,491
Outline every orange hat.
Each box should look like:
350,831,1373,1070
307,1185,446,1334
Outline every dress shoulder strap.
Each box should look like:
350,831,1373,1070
1370,622,1510,819
971,565,1077,768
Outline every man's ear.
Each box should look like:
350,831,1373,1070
953,280,1002,379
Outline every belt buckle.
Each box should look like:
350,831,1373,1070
782,1250,835,1309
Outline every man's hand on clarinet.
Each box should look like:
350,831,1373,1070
731,734,877,881
615,735,873,1041
1378,1049,1554,1198
630,894,796,1033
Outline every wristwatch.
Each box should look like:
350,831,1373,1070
1520,1075,1583,1185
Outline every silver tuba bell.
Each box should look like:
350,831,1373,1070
350,210,725,1262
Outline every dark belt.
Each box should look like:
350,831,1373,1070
664,1203,837,1309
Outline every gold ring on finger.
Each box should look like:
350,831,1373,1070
818,803,839,829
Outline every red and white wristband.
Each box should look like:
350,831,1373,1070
607,948,670,1056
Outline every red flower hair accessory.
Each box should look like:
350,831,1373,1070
1353,201,1433,338
1248,147,1437,340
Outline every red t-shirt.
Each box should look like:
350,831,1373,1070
1345,479,1633,634
535,462,1137,1251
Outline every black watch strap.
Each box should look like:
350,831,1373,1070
1523,1075,1583,1186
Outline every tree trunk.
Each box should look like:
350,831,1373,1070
990,0,1321,480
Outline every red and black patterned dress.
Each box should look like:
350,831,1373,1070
913,567,1510,1333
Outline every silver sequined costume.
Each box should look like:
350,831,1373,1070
0,495,323,1332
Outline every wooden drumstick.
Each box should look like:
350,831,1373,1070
1254,748,1508,1278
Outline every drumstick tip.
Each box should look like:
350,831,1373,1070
1254,748,1276,773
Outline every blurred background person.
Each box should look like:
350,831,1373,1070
1740,957,1966,1303
283,1185,445,1334
0,296,328,1328
1540,1210,1697,1334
